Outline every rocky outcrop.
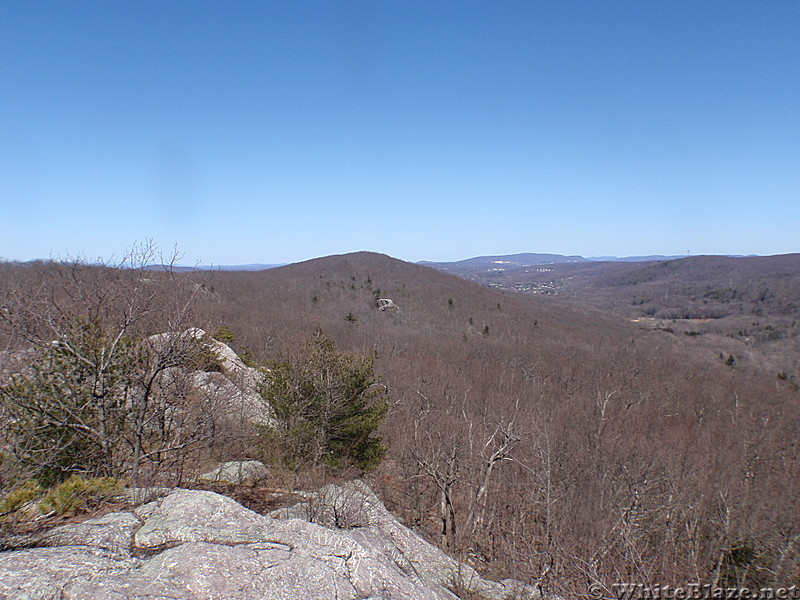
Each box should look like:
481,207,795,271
0,482,542,600
3,329,274,431
150,327,275,427
197,460,271,484
275,481,541,600
376,298,398,311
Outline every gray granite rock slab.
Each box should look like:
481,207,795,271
40,511,140,555
134,489,271,549
0,546,132,600
0,482,541,600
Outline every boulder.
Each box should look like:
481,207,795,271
149,328,276,427
123,486,173,505
197,460,270,484
376,298,398,311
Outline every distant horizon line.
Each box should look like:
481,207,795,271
154,250,775,272
3,250,792,271
191,250,767,270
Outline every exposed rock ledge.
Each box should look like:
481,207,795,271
0,481,542,600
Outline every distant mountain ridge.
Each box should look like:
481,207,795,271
148,252,767,273
418,253,588,271
145,263,286,273
587,254,688,262
196,263,286,271
13,252,764,273
418,252,687,272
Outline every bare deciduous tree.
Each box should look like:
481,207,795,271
0,242,219,486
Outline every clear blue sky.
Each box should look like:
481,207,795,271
2,1,798,264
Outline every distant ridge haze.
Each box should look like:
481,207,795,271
154,251,767,272
147,263,287,273
417,252,690,271
201,252,693,272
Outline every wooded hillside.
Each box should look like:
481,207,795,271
193,252,800,592
2,251,798,595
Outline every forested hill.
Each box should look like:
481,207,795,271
192,251,800,591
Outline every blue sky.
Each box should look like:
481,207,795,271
2,1,798,265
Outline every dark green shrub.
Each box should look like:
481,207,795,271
258,334,388,472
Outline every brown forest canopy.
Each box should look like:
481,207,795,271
1,250,799,592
